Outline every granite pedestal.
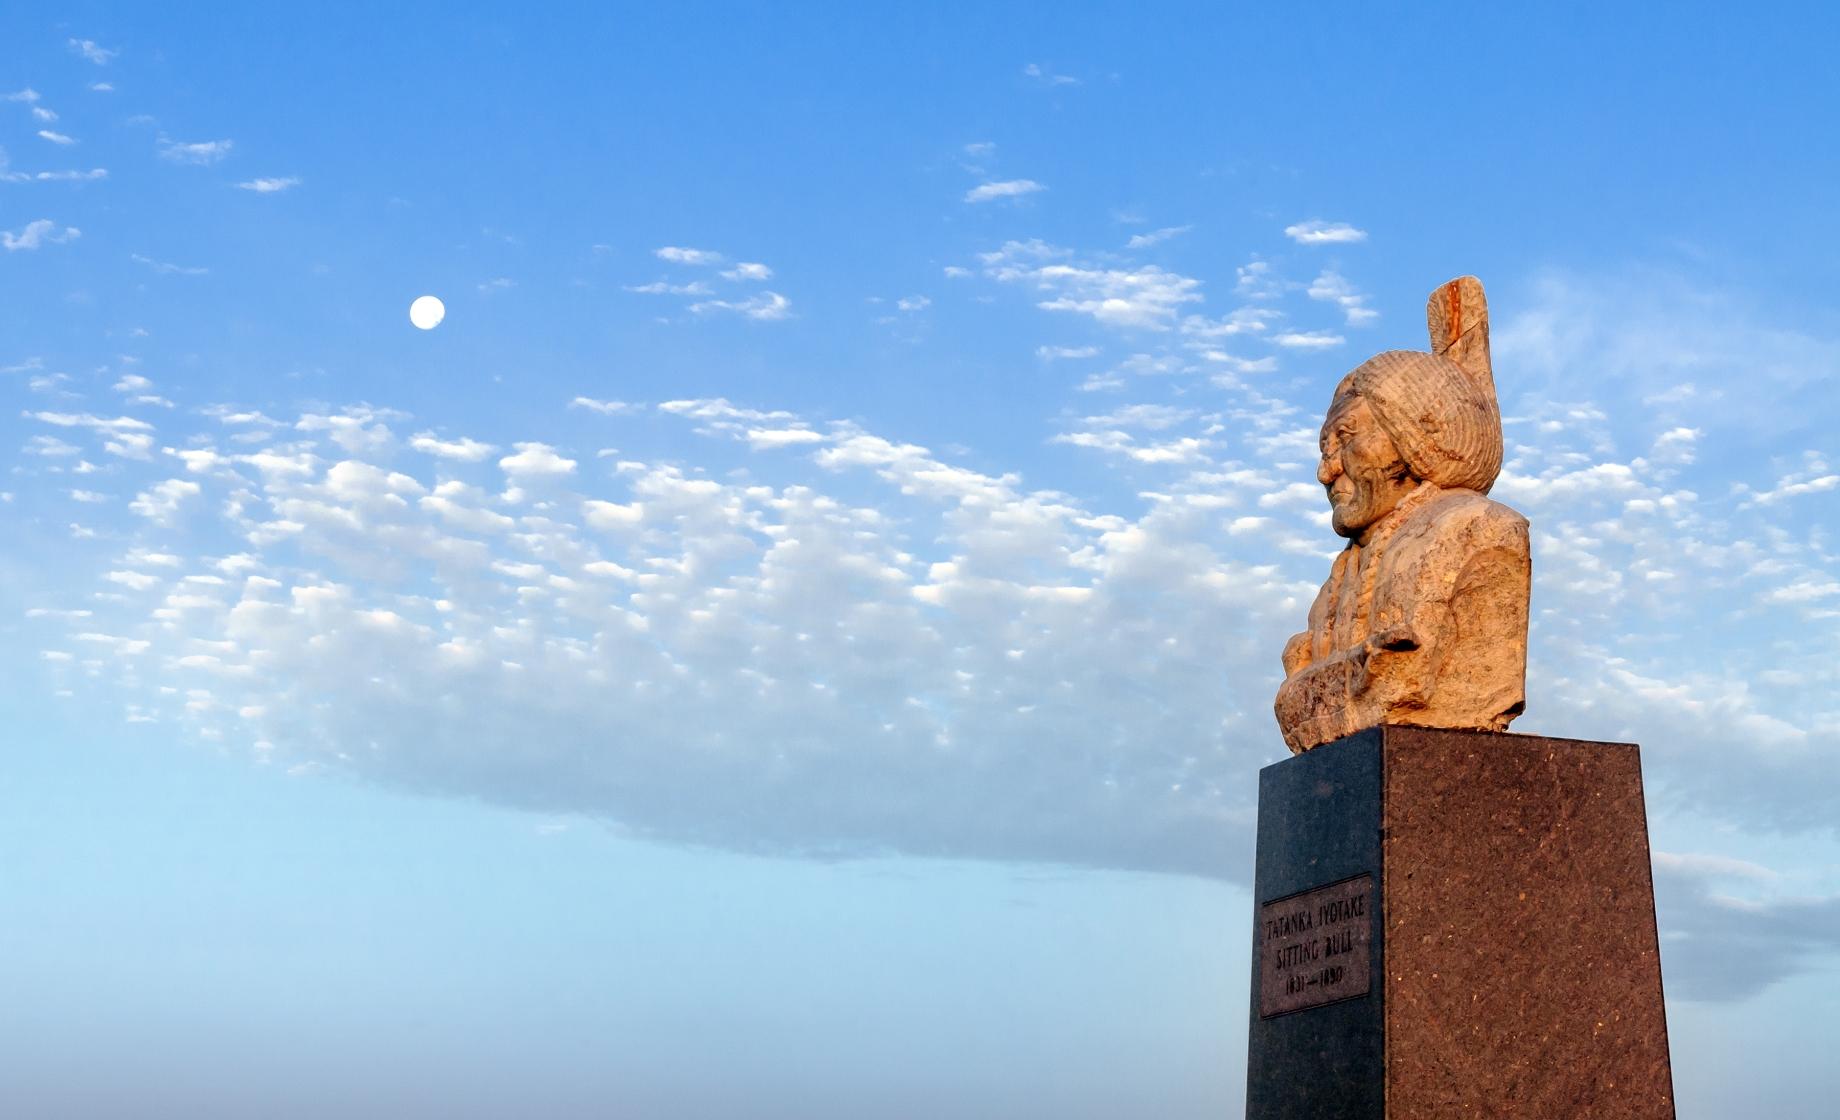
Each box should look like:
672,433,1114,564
1246,726,1675,1119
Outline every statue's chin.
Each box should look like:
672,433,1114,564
1330,486,1409,539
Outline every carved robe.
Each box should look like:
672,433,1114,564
1274,482,1531,753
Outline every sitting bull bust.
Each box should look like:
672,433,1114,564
1274,277,1530,753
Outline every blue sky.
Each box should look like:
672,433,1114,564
5,5,1840,1117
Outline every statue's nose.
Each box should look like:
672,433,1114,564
1317,455,1340,485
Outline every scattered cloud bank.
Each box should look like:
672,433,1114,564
8,175,1836,1001
980,240,1201,330
22,271,1838,917
632,245,789,321
22,393,1329,877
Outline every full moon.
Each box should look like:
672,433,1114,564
409,295,446,330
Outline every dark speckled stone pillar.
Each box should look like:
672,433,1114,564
1246,727,1675,1119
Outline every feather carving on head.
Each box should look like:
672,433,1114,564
1425,275,1496,415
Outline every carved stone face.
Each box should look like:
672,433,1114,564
1318,394,1417,539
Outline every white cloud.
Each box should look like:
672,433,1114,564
1307,269,1378,325
165,447,229,473
498,441,577,477
660,398,797,424
0,162,108,183
1037,345,1100,361
109,373,172,408
1235,259,1293,301
655,246,724,266
3,219,80,251
36,130,76,146
90,82,114,93
26,411,155,458
1052,430,1210,464
1180,306,1276,339
896,295,930,312
745,427,826,449
1283,220,1368,245
966,179,1046,203
981,240,1202,330
131,253,207,276
69,38,118,65
568,397,637,416
5,88,41,103
1761,578,1840,605
581,498,645,530
626,280,712,297
26,435,80,456
1126,225,1192,249
128,479,201,525
690,291,792,321
410,432,497,462
1075,404,1196,431
235,176,300,193
25,608,93,620
1022,63,1078,86
1743,471,1839,507
721,262,773,281
158,138,234,165
1272,330,1344,349
422,485,516,535
205,405,281,428
1650,426,1702,465
296,406,400,456
477,277,515,294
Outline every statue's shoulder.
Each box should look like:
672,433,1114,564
1406,487,1528,546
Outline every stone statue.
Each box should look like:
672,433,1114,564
1273,277,1530,753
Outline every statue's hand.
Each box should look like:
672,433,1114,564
1353,626,1421,694
1366,626,1420,654
1280,631,1312,676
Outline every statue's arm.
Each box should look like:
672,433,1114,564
1358,506,1530,726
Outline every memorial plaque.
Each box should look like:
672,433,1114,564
1257,873,1373,1018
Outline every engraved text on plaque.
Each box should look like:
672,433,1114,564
1257,874,1374,1017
